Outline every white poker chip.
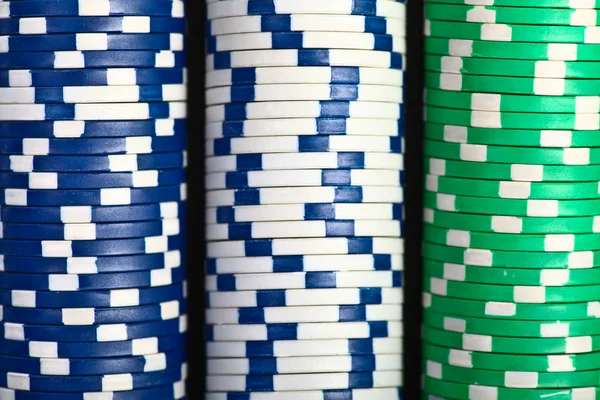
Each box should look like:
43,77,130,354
206,102,403,123
208,14,406,36
205,304,402,324
205,169,403,190
208,31,406,53
205,66,404,87
205,83,403,105
206,254,404,275
205,152,404,172
205,203,402,223
207,288,404,308
205,135,402,155
206,186,405,206
207,353,403,375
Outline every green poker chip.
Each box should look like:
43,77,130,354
424,341,600,371
425,106,600,130
425,3,600,26
427,19,600,43
426,174,600,200
424,258,600,286
424,190,600,217
424,122,600,148
425,207,600,234
424,360,600,389
426,70,600,96
423,375,600,399
425,140,600,165
426,37,600,61
424,224,600,252
424,275,600,303
424,291,600,320
424,309,600,338
426,0,600,8
423,325,600,354
425,157,600,181
425,55,600,79
425,88,600,113
423,241,600,269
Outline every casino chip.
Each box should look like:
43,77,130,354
423,0,600,398
0,0,188,397
204,0,405,397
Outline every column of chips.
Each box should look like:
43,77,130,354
0,0,188,399
422,1,600,398
204,0,406,398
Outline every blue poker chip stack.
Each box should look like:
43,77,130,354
204,0,405,397
0,0,188,399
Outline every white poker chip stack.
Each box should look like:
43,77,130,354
204,0,406,397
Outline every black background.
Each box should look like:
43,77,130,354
187,1,424,397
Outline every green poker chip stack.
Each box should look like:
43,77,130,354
423,0,600,398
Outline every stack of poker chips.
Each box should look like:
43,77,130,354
204,0,405,398
0,1,188,399
422,0,600,398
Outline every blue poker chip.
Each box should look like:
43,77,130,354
0,234,184,257
0,281,186,308
206,254,401,275
0,0,185,18
0,101,185,121
0,136,186,155
0,381,187,400
0,251,183,274
0,50,186,69
0,184,185,206
0,299,186,325
207,49,405,70
209,116,404,137
0,151,186,172
0,332,186,358
0,119,186,138
0,33,184,52
0,201,186,224
0,16,185,35
0,315,187,342
0,170,186,189
0,266,185,291
0,68,187,87
0,84,186,104
0,348,186,376
0,364,186,392
0,219,181,240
